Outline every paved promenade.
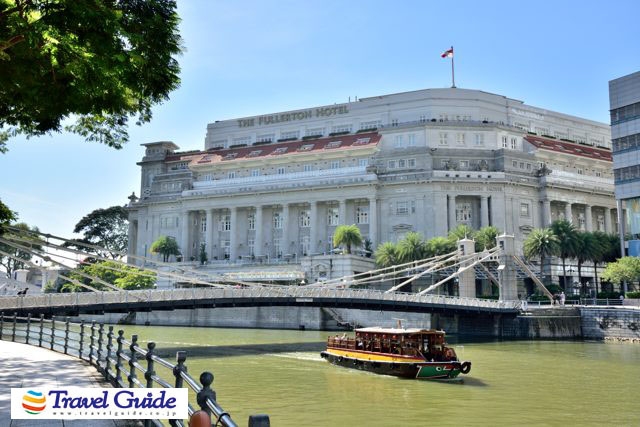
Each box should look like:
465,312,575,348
0,341,136,427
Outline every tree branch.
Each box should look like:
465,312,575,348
0,35,25,52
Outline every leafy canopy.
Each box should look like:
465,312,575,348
0,222,43,278
60,260,156,292
150,235,180,262
602,257,640,286
333,225,363,254
65,205,128,259
0,0,182,152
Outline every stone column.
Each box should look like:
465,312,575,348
282,204,290,255
369,197,377,248
542,199,551,227
585,205,592,231
457,238,476,298
255,205,263,257
565,202,572,223
309,201,318,255
230,207,238,261
180,210,190,261
480,196,489,228
338,199,347,225
604,207,612,233
205,209,213,260
448,195,456,231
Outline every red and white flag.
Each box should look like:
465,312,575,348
441,47,454,58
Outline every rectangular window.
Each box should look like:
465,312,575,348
327,208,339,226
248,239,255,256
331,124,352,134
330,161,340,169
358,158,369,167
304,164,314,172
419,115,426,123
457,133,466,145
298,144,315,152
394,135,404,148
512,160,518,168
251,169,261,177
520,203,530,217
356,206,369,224
391,119,398,127
272,147,288,155
456,203,472,222
273,212,283,229
325,140,342,149
221,240,230,259
201,216,207,233
248,214,255,230
219,215,231,231
359,120,380,131
299,210,311,228
398,159,406,168
301,235,310,256
408,134,416,146
274,238,282,257
232,136,251,146
228,171,236,179
280,130,299,140
277,167,286,175
475,134,485,146
410,200,416,213
408,158,416,168
388,160,396,169
510,137,518,150
502,136,508,148
305,127,324,137
396,201,409,215
256,134,274,143
439,132,448,146
577,168,584,175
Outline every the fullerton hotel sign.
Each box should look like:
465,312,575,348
237,105,349,127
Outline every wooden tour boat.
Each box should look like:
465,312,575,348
320,326,471,380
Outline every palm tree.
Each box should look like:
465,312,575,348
551,219,578,290
523,228,560,284
591,231,612,295
474,226,500,252
575,231,604,297
397,232,427,263
427,237,456,256
332,224,363,254
375,242,399,268
447,224,475,243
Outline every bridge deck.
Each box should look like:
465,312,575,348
0,287,521,317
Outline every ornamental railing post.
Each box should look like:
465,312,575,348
196,372,217,416
89,321,96,364
79,320,85,359
12,312,17,342
64,317,70,354
143,342,156,427
49,315,55,350
97,323,105,373
115,330,125,387
38,314,44,347
26,313,31,344
128,334,138,388
105,326,114,382
169,351,187,427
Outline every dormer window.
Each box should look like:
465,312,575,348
354,137,371,146
247,150,263,157
273,147,288,155
222,153,238,161
298,144,314,152
325,141,342,149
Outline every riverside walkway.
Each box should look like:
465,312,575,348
0,341,128,427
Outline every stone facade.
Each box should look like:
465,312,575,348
127,87,616,284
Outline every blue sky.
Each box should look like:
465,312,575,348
1,0,640,239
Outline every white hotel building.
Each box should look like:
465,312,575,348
127,87,616,286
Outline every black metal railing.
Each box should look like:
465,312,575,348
0,312,269,427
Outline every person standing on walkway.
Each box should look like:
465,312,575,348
560,291,566,306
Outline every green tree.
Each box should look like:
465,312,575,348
199,242,208,265
447,224,475,243
0,222,43,278
0,0,182,152
150,235,181,262
602,257,640,291
375,242,399,268
65,205,129,259
574,232,604,297
333,225,363,255
523,228,559,283
426,237,456,256
551,219,579,290
474,226,500,252
60,260,155,292
396,232,427,263
0,198,16,234
591,231,613,294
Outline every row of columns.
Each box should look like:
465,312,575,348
541,201,614,233
194,197,378,260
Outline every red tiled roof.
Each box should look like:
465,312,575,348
184,132,380,166
524,135,612,161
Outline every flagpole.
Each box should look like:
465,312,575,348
450,46,456,88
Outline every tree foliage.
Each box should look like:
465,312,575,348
333,225,363,254
0,0,182,152
60,260,155,292
602,257,640,288
375,242,399,268
65,205,129,259
0,198,16,234
474,226,500,252
0,222,43,278
396,232,427,263
150,235,180,262
523,228,559,281
551,219,579,287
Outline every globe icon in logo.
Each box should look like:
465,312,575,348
22,390,46,414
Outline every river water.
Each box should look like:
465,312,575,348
119,325,640,426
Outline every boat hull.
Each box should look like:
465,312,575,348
320,349,469,380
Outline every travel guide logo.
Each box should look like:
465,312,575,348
11,388,188,420
21,390,46,414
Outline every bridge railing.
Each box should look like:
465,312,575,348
0,313,269,427
0,286,522,312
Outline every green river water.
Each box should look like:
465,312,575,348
119,325,640,427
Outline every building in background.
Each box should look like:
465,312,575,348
610,71,640,266
128,87,616,291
